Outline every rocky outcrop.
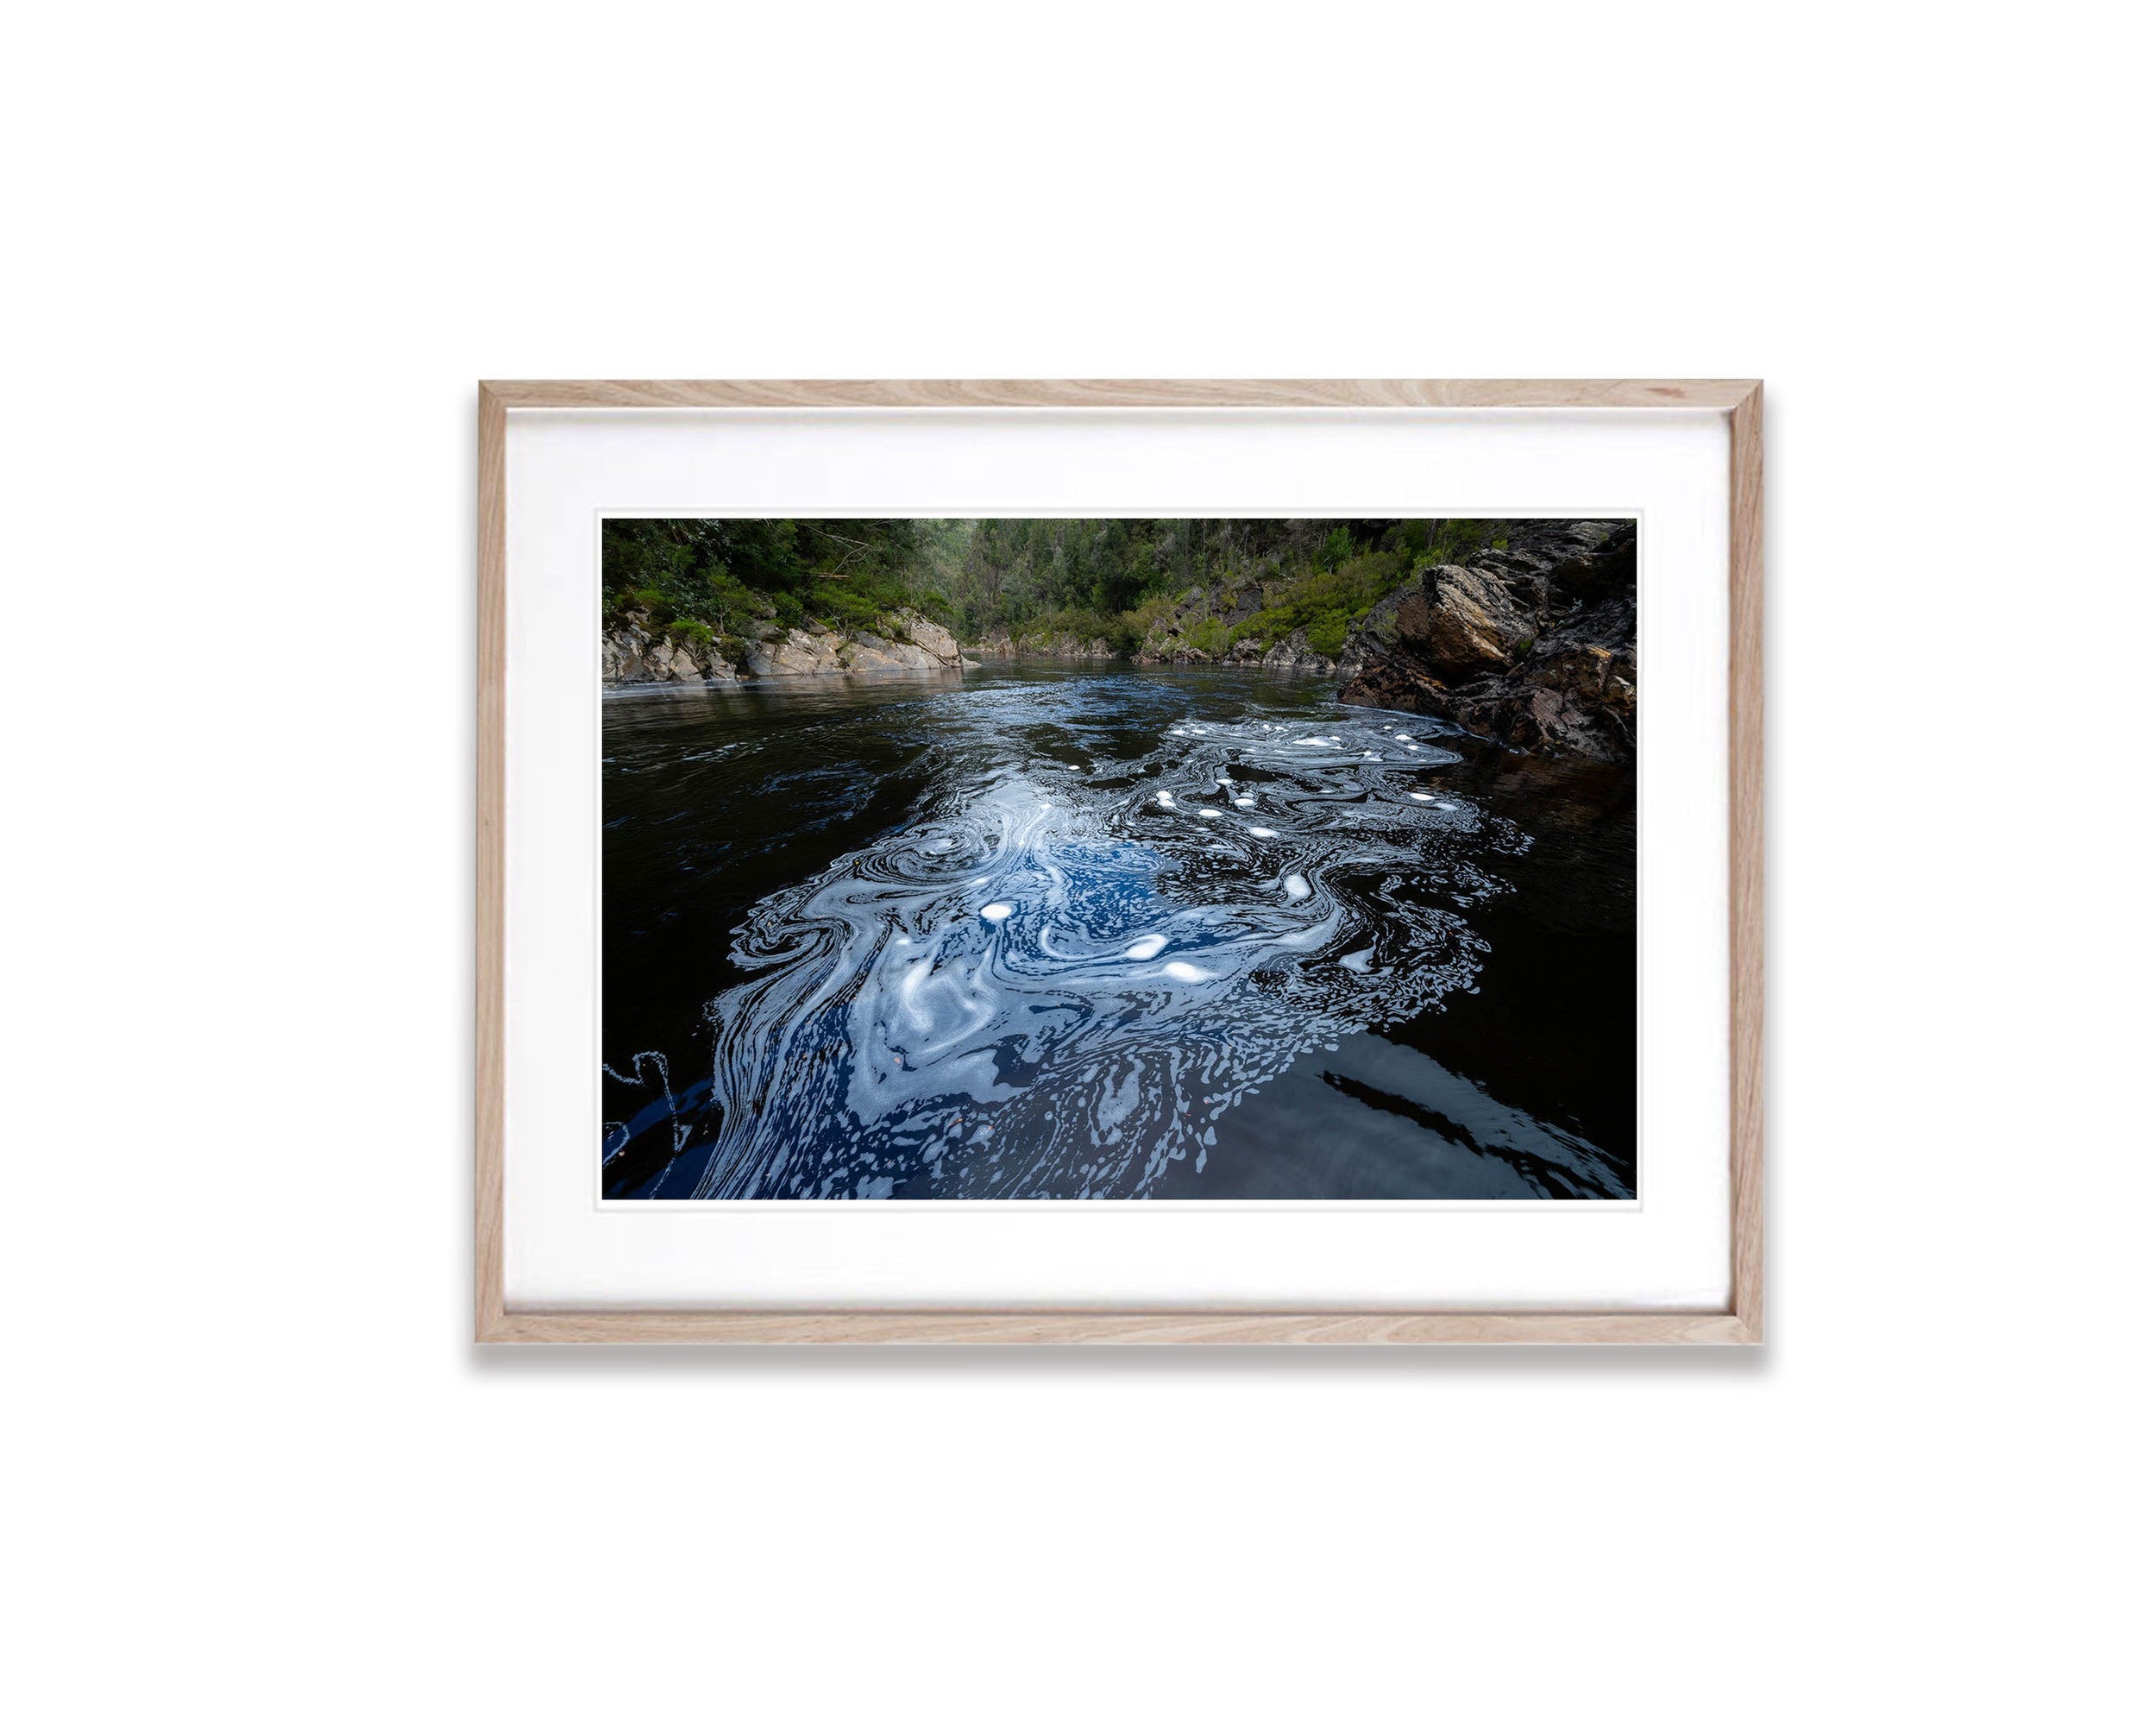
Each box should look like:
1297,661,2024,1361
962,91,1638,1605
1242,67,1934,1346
746,611,967,676
1133,582,1263,664
607,608,965,685
1338,520,1637,761
902,614,960,664
743,623,845,677
1235,628,1336,674
602,617,738,685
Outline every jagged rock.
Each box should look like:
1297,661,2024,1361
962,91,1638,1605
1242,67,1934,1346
1393,564,1537,681
902,613,960,664
600,624,650,682
600,614,739,685
839,633,931,670
1259,630,1336,674
737,608,965,678
744,628,845,677
1339,520,1637,761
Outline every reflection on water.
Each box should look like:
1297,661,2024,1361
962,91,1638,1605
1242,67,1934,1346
603,666,1636,1199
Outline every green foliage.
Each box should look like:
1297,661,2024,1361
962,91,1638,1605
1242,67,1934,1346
1022,607,1135,654
1122,591,1186,637
608,584,673,626
601,516,1509,659
1304,615,1348,657
1236,549,1417,655
1422,519,1502,566
667,620,714,648
704,571,759,637
1183,615,1233,658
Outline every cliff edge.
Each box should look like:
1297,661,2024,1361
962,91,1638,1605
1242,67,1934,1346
1337,520,1636,761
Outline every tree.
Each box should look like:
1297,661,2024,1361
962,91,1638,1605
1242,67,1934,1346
707,570,757,640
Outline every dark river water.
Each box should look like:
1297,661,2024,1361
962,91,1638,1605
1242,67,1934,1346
603,664,1636,1200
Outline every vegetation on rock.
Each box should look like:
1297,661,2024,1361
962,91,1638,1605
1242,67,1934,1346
602,517,1511,664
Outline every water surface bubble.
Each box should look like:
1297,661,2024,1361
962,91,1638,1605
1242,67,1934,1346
980,903,1015,922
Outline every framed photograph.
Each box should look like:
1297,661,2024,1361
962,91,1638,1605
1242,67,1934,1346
477,380,1763,1343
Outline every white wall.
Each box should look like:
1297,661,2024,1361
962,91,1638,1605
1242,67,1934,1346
8,6,2145,1722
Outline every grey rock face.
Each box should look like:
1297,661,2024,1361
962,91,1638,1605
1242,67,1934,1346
744,628,845,677
605,601,975,686
737,608,965,678
601,615,738,685
1258,631,1336,674
902,614,961,664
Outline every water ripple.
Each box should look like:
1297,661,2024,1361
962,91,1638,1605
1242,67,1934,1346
681,707,1527,1199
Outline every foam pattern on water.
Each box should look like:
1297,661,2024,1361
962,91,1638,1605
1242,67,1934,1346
682,708,1524,1199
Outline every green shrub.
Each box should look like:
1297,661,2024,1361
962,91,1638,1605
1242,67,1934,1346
668,620,715,647
771,590,804,630
1184,616,1233,658
1232,551,1414,651
610,585,673,625
1304,615,1348,657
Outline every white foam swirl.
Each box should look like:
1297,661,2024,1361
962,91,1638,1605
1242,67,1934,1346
684,710,1522,1199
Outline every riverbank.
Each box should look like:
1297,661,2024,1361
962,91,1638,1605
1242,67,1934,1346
603,607,967,686
960,521,1638,760
601,519,1637,761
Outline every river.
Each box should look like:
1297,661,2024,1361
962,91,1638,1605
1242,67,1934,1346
602,664,1636,1199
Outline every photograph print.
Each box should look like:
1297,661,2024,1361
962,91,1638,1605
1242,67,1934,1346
601,516,1637,1201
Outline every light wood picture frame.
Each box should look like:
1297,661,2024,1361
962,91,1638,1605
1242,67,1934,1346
477,380,1763,1344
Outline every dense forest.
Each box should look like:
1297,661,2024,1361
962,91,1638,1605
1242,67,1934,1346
603,518,1512,660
